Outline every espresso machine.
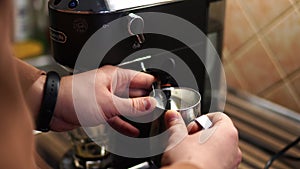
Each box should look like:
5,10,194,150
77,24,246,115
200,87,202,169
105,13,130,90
48,0,224,168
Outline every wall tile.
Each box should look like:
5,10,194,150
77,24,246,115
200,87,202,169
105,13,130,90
223,1,300,112
290,71,300,100
224,64,243,90
223,0,255,55
263,83,300,113
222,46,230,63
296,2,300,14
291,0,299,4
231,41,282,94
264,10,300,75
241,0,291,30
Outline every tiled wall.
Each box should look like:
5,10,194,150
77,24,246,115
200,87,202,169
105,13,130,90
223,0,300,113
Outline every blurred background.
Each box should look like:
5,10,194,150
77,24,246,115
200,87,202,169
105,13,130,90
223,0,300,113
223,1,300,168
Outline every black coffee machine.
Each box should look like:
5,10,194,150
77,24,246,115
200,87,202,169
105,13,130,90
48,0,223,168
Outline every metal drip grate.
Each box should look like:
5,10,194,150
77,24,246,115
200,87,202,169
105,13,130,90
225,88,300,169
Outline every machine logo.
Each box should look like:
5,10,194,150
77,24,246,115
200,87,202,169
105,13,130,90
49,27,67,44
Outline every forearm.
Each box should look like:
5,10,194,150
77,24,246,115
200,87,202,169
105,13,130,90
14,58,46,119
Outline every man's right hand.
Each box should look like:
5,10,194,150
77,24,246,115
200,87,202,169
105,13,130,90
161,111,242,169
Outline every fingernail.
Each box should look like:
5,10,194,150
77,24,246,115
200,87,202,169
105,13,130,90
144,98,151,110
144,97,157,111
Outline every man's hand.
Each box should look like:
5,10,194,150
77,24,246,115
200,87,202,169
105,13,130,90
162,111,242,169
51,65,157,137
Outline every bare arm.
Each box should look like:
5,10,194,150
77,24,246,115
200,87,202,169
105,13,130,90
0,1,36,168
14,58,46,119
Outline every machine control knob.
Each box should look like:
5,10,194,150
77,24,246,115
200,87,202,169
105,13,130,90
128,13,145,45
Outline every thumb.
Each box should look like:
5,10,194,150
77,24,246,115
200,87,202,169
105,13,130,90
111,96,157,117
164,110,188,151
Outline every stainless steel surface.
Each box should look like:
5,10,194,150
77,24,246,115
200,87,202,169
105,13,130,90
117,56,151,67
154,87,201,124
49,0,184,13
148,87,201,145
225,88,300,169
228,88,300,124
127,13,145,45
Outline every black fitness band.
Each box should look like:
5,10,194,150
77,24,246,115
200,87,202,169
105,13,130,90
36,71,60,132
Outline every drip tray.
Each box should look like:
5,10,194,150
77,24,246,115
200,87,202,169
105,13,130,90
225,88,300,169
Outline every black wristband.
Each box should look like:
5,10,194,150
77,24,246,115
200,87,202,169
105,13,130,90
36,71,60,132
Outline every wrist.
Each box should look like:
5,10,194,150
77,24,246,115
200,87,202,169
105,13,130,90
52,75,69,117
49,75,79,131
26,74,46,120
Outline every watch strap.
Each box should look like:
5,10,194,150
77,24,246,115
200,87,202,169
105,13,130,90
36,71,60,132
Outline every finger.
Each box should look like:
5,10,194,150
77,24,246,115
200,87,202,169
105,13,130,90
164,110,186,131
110,95,157,117
237,148,243,165
206,112,232,125
232,148,243,169
114,68,155,89
128,71,155,89
128,88,151,97
164,110,188,151
107,116,140,137
114,88,149,98
110,68,154,96
187,121,202,134
187,113,232,135
187,114,214,134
